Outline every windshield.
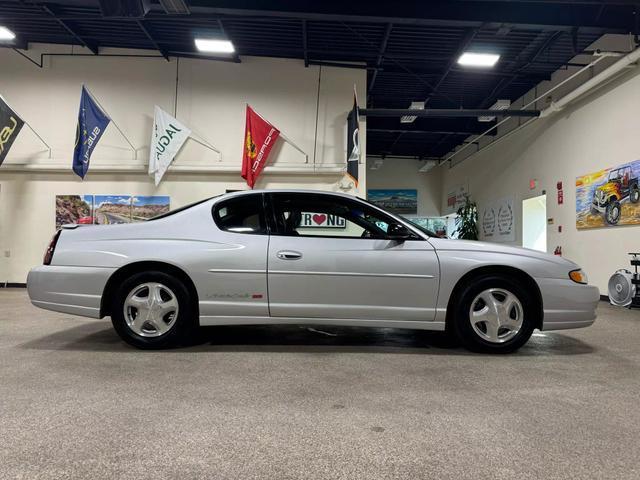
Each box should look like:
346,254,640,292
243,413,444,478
400,216,442,238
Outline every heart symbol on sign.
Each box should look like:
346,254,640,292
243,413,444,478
312,214,326,225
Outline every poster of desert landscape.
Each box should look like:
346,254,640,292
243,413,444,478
131,196,170,222
576,159,640,229
55,195,94,228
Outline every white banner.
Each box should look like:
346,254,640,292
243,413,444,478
481,196,515,243
149,106,191,186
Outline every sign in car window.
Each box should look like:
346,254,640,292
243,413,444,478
299,212,346,228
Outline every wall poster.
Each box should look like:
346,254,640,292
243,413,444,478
367,189,418,214
56,195,170,228
480,196,515,242
576,160,640,229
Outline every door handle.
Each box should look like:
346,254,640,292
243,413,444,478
276,250,302,260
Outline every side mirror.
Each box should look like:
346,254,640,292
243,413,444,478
387,223,412,241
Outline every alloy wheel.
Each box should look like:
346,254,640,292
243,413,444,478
469,288,523,344
123,282,179,337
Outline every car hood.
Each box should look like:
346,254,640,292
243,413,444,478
427,237,579,269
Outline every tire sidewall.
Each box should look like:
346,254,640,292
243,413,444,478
452,275,537,353
605,201,621,225
111,271,194,349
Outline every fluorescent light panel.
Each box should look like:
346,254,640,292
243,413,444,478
195,38,235,53
458,52,500,67
0,26,16,41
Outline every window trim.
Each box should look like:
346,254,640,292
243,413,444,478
212,192,270,235
266,192,423,241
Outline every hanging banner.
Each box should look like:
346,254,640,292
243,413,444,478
149,106,191,186
480,196,515,242
346,87,360,186
72,86,111,179
0,96,25,166
241,105,281,189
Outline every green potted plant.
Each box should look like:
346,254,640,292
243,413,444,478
455,194,478,240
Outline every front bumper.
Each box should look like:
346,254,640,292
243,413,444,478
27,265,115,319
537,278,600,330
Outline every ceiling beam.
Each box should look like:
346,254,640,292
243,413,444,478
183,1,631,33
302,19,309,67
368,23,393,95
216,19,241,63
41,5,98,55
136,19,170,61
360,108,540,118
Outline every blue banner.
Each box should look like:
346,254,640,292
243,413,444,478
72,86,110,179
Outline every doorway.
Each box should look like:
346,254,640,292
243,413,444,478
522,194,547,252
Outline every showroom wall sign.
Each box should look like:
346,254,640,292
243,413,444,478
299,212,346,228
367,189,417,214
55,195,170,228
445,183,468,215
576,159,640,229
480,196,515,242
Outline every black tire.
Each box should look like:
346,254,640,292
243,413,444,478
630,186,639,204
450,274,537,353
605,200,621,225
111,270,196,349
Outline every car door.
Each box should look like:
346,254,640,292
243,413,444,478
266,192,440,322
198,193,270,322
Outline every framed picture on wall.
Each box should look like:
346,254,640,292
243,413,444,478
367,189,418,214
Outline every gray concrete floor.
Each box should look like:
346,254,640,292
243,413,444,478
1,289,639,480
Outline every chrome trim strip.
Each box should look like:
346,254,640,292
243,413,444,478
208,269,265,274
269,270,435,279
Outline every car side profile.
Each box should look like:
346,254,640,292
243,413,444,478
27,190,599,353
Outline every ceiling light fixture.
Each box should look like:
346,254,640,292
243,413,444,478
457,52,500,68
195,38,235,54
0,26,16,41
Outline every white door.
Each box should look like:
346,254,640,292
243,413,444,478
522,194,547,252
266,192,440,322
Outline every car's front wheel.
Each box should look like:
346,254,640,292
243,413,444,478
451,275,537,353
605,200,621,225
111,271,196,349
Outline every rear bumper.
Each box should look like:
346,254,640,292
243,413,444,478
537,278,600,330
27,265,115,319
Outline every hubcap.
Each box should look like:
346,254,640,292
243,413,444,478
469,288,523,344
123,282,179,337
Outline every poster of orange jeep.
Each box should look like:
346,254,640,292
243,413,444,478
576,160,640,229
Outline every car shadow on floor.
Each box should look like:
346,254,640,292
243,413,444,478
19,321,596,356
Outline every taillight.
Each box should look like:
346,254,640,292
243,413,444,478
43,230,61,265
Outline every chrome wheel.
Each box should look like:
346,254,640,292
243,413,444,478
469,288,523,344
123,282,179,338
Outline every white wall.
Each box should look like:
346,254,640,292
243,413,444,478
366,157,442,217
0,44,367,283
441,60,640,293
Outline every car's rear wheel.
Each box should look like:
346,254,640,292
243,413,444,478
111,271,196,349
630,186,639,204
451,275,537,353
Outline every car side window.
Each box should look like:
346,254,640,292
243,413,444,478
213,194,267,234
271,193,411,239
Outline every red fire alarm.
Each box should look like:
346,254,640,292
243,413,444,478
557,181,563,190
529,179,537,190
558,190,564,204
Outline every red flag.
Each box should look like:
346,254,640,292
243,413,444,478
241,106,281,188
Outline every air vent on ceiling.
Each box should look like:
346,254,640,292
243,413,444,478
400,101,425,124
159,0,191,14
478,99,511,122
98,0,151,18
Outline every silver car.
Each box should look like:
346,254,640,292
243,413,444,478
27,190,599,353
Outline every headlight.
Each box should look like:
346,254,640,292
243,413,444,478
569,269,588,284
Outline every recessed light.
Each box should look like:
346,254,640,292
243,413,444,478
195,38,235,54
457,52,500,68
0,26,16,41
